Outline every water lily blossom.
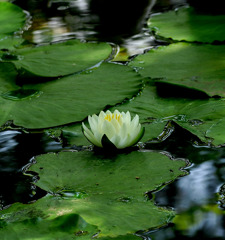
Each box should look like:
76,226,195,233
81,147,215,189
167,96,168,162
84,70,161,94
82,110,144,149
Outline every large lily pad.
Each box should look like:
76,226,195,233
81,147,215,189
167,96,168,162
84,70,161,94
110,84,225,146
0,2,26,38
129,43,225,98
0,62,142,129
4,39,112,77
149,7,225,43
0,151,186,238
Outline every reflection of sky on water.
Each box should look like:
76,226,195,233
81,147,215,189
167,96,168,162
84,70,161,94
176,160,220,210
149,146,225,240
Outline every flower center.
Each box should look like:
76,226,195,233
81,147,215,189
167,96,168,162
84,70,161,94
104,113,121,122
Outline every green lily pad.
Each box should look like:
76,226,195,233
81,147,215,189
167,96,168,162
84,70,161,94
0,36,24,51
0,62,142,129
6,40,112,77
205,119,225,146
149,7,225,43
110,84,225,146
60,122,90,147
0,150,187,238
129,43,225,98
0,2,26,38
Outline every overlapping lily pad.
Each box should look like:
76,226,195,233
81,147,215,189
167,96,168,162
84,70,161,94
0,151,187,238
0,62,142,129
148,7,225,43
129,43,225,98
110,84,225,146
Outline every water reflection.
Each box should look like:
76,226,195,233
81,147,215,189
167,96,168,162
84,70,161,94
145,134,225,239
14,0,160,44
0,130,62,208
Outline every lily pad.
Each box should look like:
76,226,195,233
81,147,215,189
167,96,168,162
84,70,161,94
0,150,186,238
7,40,112,77
205,119,225,146
129,43,225,98
0,36,24,50
149,7,225,43
0,2,26,38
110,85,225,146
0,62,142,129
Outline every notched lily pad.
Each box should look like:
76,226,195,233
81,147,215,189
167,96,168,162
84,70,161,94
0,62,143,129
0,150,187,239
148,7,225,43
110,84,225,146
129,43,225,98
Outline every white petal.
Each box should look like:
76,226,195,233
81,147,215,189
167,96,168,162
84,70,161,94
102,119,116,140
126,126,144,147
105,110,112,115
110,134,122,148
110,118,121,133
130,115,139,129
82,122,102,147
88,115,98,132
99,111,106,121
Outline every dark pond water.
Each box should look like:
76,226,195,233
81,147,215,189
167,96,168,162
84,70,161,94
1,0,225,239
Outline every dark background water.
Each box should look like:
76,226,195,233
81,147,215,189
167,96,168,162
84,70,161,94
1,0,225,239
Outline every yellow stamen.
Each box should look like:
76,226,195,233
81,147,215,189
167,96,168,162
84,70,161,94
104,113,121,122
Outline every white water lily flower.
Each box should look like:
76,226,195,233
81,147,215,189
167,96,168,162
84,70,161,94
82,110,144,149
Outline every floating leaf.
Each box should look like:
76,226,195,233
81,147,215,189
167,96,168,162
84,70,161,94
110,85,225,146
205,119,225,146
129,43,225,98
0,36,24,50
7,40,112,77
0,151,186,238
0,62,142,129
149,7,225,43
0,2,26,37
